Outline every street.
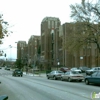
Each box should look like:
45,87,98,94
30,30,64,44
0,69,100,100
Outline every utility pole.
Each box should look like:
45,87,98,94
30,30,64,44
9,45,12,61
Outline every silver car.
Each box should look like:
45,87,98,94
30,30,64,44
61,71,84,82
71,67,82,73
85,67,100,75
46,70,64,80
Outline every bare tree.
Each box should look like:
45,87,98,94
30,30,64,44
0,14,13,44
64,0,100,53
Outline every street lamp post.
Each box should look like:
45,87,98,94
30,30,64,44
51,28,54,70
9,45,12,61
57,60,60,70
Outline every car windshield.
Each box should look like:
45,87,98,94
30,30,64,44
71,71,80,74
58,71,63,73
72,68,78,70
91,68,95,70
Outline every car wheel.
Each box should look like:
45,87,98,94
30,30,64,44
47,76,49,79
68,78,71,82
53,76,57,80
61,77,63,81
79,80,82,82
85,79,89,85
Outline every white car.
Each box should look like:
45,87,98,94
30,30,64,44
85,67,100,75
61,71,84,82
71,68,82,73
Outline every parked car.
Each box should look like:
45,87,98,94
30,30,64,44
85,71,100,85
46,70,64,80
79,66,90,73
0,95,8,100
12,69,23,77
71,67,82,73
60,67,70,73
85,67,100,75
5,66,10,70
60,71,84,82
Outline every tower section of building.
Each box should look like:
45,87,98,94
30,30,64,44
41,17,61,70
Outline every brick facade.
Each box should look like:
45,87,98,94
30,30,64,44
41,17,61,70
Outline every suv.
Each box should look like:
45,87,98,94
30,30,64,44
85,67,100,75
79,66,90,73
12,69,23,77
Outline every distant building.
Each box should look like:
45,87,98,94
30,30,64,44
17,41,27,64
28,35,40,67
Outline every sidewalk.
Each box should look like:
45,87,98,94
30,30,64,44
23,72,46,77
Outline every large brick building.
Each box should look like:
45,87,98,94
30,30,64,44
17,35,41,68
41,17,61,70
16,17,100,70
17,41,27,65
59,22,100,68
28,35,40,67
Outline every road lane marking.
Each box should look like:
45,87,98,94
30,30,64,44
30,81,90,100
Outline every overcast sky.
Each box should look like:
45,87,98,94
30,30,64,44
0,0,81,60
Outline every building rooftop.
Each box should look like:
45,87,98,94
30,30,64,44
41,16,60,23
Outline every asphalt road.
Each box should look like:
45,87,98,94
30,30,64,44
0,69,100,100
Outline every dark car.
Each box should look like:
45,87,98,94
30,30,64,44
0,95,8,100
46,70,64,80
79,66,90,73
12,69,23,77
60,67,70,73
85,67,100,75
5,67,10,70
85,71,100,85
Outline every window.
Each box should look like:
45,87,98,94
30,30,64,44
95,68,98,70
71,71,79,74
98,68,100,70
97,72,100,76
92,72,98,76
55,21,57,28
95,49,97,56
83,48,86,56
48,20,50,29
58,71,63,73
52,21,54,28
65,72,70,75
